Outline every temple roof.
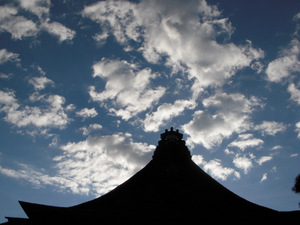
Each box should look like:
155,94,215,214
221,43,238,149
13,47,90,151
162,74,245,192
2,128,300,224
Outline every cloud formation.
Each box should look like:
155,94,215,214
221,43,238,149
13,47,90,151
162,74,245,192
83,0,263,99
0,1,75,42
0,90,71,135
89,58,165,120
0,132,155,196
182,92,262,149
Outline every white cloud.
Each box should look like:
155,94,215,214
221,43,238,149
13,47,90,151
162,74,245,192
0,132,155,195
0,6,38,40
192,155,239,180
0,4,75,42
41,21,76,42
143,99,195,132
290,153,298,158
182,92,262,149
233,155,253,174
257,156,272,166
18,0,50,19
228,134,263,151
28,76,54,90
271,145,282,150
0,90,70,135
89,58,165,120
260,173,267,183
76,108,98,119
82,0,264,98
265,39,300,82
80,123,102,136
254,121,287,136
0,49,20,64
288,83,300,105
295,122,300,138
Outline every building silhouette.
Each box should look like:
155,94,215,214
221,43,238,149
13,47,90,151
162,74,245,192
2,128,300,224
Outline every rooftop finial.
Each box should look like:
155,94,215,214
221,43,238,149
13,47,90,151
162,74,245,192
160,127,183,141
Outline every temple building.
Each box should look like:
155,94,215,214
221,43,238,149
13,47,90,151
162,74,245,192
2,128,300,224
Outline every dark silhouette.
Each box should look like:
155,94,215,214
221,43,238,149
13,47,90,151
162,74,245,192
293,174,300,193
293,174,300,207
2,128,300,224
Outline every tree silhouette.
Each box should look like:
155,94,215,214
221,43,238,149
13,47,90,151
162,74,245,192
292,174,300,207
293,174,300,193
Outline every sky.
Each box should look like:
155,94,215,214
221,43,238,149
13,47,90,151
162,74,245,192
0,0,300,221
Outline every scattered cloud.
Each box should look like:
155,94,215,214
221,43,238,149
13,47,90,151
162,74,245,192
233,155,253,174
295,122,300,138
0,90,71,135
260,173,267,183
257,156,273,166
28,76,54,90
80,123,102,136
265,39,300,83
76,108,98,119
0,3,75,42
290,153,298,158
192,155,240,180
143,99,195,132
0,132,155,196
18,0,51,20
254,121,287,136
271,145,282,150
182,92,262,149
89,58,165,120
228,134,263,151
82,0,264,100
288,83,300,105
41,20,76,42
0,49,20,64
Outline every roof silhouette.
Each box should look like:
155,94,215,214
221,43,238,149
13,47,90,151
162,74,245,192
2,128,300,224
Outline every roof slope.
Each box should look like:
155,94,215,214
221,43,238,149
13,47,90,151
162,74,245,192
5,128,300,223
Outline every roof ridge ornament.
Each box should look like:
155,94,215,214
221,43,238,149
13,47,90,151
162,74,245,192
160,127,183,141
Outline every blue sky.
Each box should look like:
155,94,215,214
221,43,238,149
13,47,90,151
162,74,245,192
1,0,300,221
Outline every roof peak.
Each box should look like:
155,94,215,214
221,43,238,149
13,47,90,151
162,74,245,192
160,127,183,141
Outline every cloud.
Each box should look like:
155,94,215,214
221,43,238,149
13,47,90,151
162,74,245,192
0,49,20,64
288,83,300,105
0,90,71,135
295,122,300,138
41,21,76,42
182,92,262,149
82,0,264,98
260,173,267,183
254,121,287,136
18,0,50,19
0,3,75,42
89,58,165,120
0,132,155,196
0,6,38,40
257,156,272,166
143,99,195,132
80,123,102,136
76,108,98,119
28,76,54,90
233,155,253,174
265,39,300,82
192,155,240,180
228,134,263,151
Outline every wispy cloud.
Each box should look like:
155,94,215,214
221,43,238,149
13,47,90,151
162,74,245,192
89,58,165,120
192,155,240,180
76,108,98,119
0,2,75,42
0,132,155,196
0,90,71,135
182,92,262,149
